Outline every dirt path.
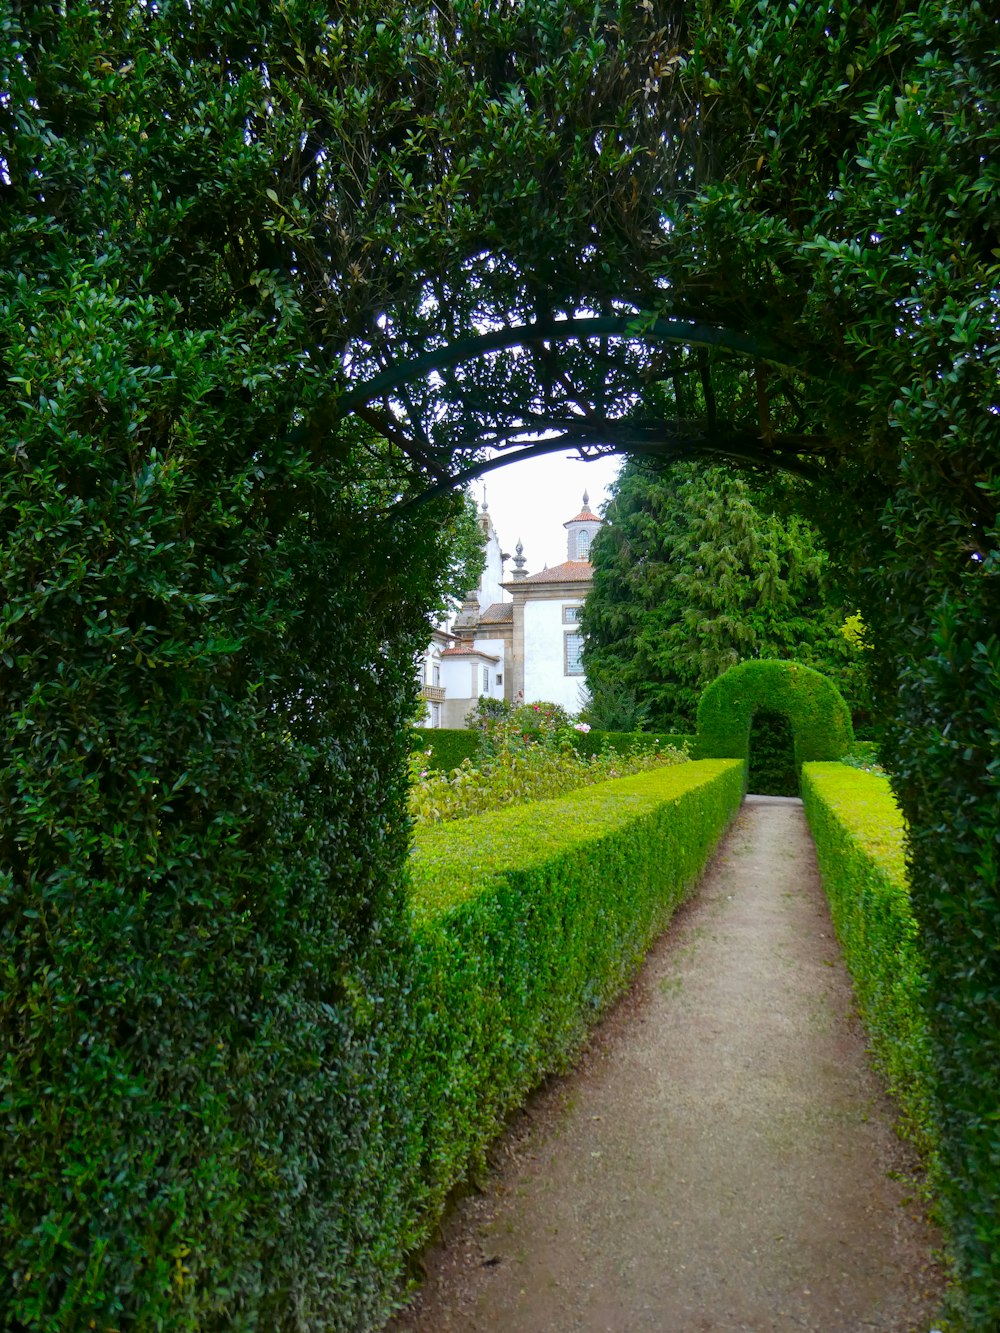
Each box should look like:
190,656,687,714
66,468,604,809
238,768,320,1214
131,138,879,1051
387,796,947,1333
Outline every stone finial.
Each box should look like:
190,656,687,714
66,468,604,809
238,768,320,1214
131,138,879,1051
582,489,589,507
511,537,528,580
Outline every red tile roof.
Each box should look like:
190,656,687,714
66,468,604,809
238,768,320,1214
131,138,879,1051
508,560,593,585
441,645,500,661
478,602,514,624
565,506,601,524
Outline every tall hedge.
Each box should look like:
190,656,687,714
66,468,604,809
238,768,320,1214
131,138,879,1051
0,395,469,1328
694,660,853,774
0,14,476,1328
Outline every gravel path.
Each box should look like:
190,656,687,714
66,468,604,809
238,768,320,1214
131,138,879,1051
387,796,947,1332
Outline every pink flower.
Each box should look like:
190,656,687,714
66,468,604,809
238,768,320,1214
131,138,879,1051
574,722,591,733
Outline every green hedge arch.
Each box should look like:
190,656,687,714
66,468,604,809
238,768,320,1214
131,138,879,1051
694,660,854,775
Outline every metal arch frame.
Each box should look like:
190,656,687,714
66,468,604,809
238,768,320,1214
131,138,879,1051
339,314,842,413
333,313,854,508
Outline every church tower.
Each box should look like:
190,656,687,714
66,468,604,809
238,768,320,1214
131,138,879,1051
563,490,603,561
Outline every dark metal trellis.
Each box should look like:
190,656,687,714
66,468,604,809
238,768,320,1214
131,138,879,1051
337,314,851,506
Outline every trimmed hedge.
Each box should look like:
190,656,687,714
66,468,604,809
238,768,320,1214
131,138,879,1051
695,660,853,774
401,759,743,1243
410,727,692,773
410,728,479,772
747,711,798,796
800,764,937,1158
567,729,692,759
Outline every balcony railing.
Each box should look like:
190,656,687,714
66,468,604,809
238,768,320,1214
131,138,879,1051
420,684,446,703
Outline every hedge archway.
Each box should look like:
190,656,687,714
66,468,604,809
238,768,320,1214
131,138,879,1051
694,661,853,780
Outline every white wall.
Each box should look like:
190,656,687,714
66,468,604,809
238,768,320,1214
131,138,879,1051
522,598,585,713
475,640,506,695
477,514,509,612
440,657,476,701
439,649,505,728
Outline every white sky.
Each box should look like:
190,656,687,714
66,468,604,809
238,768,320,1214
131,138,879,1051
470,448,622,577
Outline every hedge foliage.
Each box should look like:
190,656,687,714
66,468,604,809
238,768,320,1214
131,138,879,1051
401,760,744,1237
568,729,693,759
800,764,937,1161
0,12,484,1325
747,711,798,797
410,728,479,773
671,6,1000,1314
410,727,691,773
582,461,869,732
695,660,853,775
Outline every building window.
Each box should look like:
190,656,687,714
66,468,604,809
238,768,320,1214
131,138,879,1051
496,673,502,686
433,663,441,687
564,632,585,676
577,529,591,559
562,604,582,624
482,666,489,693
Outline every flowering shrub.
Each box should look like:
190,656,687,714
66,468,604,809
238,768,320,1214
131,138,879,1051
409,707,688,826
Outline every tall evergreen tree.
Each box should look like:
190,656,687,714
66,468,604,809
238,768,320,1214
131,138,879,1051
582,461,865,730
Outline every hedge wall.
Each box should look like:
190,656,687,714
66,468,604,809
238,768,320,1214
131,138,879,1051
410,728,479,772
567,729,693,759
800,764,937,1160
410,727,693,773
398,759,743,1260
695,660,853,774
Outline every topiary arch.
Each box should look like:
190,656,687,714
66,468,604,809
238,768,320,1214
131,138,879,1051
693,661,854,779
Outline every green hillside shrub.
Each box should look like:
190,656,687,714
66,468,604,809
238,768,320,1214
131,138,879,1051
402,759,743,1232
801,764,937,1160
695,660,853,777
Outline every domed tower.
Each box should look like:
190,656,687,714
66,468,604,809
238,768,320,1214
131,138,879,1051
563,490,603,561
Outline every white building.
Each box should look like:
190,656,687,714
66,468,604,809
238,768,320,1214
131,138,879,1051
417,493,603,726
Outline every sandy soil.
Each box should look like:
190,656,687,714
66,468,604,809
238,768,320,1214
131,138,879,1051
386,796,947,1333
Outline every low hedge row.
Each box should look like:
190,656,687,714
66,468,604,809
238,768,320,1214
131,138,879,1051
800,763,937,1158
410,726,692,772
399,759,743,1259
567,729,692,759
410,727,479,772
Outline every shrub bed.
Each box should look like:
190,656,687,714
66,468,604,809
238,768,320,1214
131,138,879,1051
401,759,743,1248
409,715,689,827
411,726,692,774
800,763,937,1159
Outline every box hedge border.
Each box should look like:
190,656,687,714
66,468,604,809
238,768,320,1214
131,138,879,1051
410,727,692,773
397,759,743,1261
800,763,938,1162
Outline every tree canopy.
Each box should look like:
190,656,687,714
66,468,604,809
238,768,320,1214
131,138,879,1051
583,461,867,731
